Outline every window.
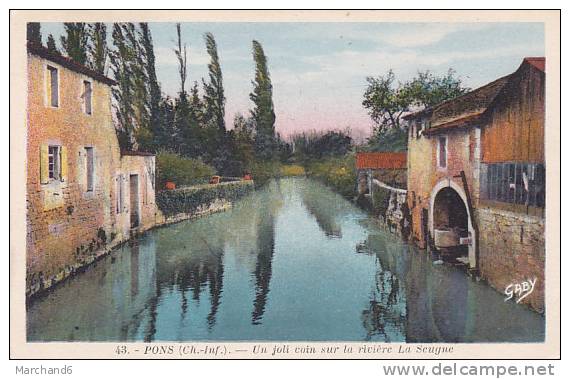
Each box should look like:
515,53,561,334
48,146,61,180
85,147,94,191
438,137,447,168
83,81,92,115
47,66,58,107
481,162,545,208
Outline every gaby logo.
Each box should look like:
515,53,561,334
505,278,537,304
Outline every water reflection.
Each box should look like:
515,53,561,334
27,178,544,342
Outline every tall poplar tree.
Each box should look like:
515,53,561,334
109,23,137,149
173,23,192,155
87,23,108,74
250,40,276,161
202,32,226,133
139,22,162,151
61,23,89,65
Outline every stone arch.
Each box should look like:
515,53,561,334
429,178,477,268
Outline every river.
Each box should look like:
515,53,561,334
27,178,544,342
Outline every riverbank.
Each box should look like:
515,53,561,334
26,179,254,300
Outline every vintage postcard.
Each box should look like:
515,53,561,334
9,10,560,359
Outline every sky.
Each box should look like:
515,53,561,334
41,22,544,140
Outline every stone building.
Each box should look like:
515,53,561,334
404,57,545,312
26,42,157,297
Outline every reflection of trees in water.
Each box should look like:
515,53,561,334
250,180,283,325
251,213,276,325
300,185,342,238
144,227,226,339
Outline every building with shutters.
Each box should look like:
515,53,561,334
404,57,545,312
26,42,157,297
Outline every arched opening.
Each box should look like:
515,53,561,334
432,187,469,259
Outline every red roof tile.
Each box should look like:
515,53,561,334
524,57,545,72
356,152,407,170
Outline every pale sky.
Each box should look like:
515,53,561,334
41,22,544,139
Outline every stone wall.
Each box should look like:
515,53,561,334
477,207,545,312
156,180,255,224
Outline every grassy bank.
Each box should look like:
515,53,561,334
303,154,357,198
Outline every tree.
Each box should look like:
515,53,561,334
60,23,89,65
139,22,162,150
173,23,187,96
231,113,256,169
202,32,229,170
27,23,41,44
87,23,108,74
362,69,469,151
202,32,226,133
363,69,469,134
46,34,58,53
362,70,409,134
403,69,469,108
250,40,276,161
109,23,137,150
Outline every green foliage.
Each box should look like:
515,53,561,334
250,160,282,186
156,151,216,188
362,68,469,146
250,40,277,160
87,23,107,74
156,181,254,217
364,127,408,152
305,155,357,198
46,34,58,53
292,130,353,162
203,32,226,133
404,69,469,108
231,113,256,170
61,23,89,65
27,22,42,44
110,23,138,150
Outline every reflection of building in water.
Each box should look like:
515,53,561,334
363,230,543,342
356,236,407,341
27,236,157,341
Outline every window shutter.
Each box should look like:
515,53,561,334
40,145,49,184
60,146,68,182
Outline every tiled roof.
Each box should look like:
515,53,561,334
27,41,116,86
429,74,512,130
356,152,407,170
524,57,545,72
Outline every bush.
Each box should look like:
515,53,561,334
250,160,282,186
305,154,357,198
156,151,216,188
156,181,254,217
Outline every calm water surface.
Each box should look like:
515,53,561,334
27,178,544,342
